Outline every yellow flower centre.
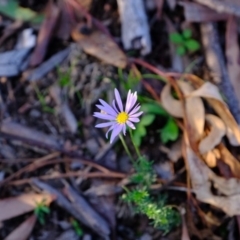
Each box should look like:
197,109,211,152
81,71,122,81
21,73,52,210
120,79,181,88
116,112,129,124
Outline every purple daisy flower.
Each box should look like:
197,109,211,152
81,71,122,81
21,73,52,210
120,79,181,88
93,89,143,143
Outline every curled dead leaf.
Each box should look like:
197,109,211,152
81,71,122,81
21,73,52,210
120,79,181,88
199,114,226,154
187,82,224,103
161,83,183,118
185,137,240,216
203,151,217,168
178,80,205,142
218,144,240,179
188,82,240,146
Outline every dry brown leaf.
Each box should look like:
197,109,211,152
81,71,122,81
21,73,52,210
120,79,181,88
199,114,226,154
187,82,224,102
226,16,240,106
168,138,182,162
204,211,221,227
0,193,54,221
161,83,183,118
79,0,92,10
178,81,205,142
203,151,217,168
4,214,37,240
72,27,127,68
188,82,240,145
185,139,240,216
218,144,240,178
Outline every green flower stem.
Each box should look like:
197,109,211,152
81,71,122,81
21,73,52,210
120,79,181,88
119,134,134,163
129,129,141,159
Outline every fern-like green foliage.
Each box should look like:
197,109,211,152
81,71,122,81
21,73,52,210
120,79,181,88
122,157,180,234
131,157,156,188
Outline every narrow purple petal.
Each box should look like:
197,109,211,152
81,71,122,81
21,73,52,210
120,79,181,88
130,92,137,109
128,104,141,115
112,100,118,113
114,89,123,112
128,117,140,123
93,112,116,120
129,111,143,118
126,92,137,113
96,104,117,117
106,124,116,138
99,99,117,115
95,122,115,128
110,124,123,143
126,121,136,129
125,90,131,112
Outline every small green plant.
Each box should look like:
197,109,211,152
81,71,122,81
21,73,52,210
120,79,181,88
160,117,179,144
71,219,84,237
118,68,141,91
170,29,200,56
57,67,82,106
132,101,179,146
34,199,50,225
122,157,180,234
131,157,156,187
34,86,55,114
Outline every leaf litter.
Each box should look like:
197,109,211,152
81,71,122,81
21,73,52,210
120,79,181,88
2,0,240,239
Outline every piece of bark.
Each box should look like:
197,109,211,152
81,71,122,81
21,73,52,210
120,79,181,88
0,120,60,149
16,28,36,49
0,48,31,77
116,0,151,55
55,230,78,240
30,1,60,66
33,179,110,238
194,0,240,17
63,184,110,237
181,2,229,22
201,23,240,123
225,16,240,107
27,48,70,82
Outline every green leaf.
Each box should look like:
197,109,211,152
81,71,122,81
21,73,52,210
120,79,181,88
132,125,146,147
132,133,141,147
141,103,167,116
141,73,167,82
185,39,200,52
160,118,179,143
0,0,44,23
182,29,192,39
176,46,186,56
169,33,184,44
72,220,84,237
137,126,147,136
140,114,155,126
40,206,50,214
